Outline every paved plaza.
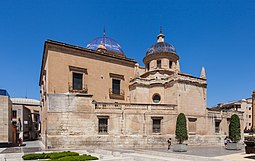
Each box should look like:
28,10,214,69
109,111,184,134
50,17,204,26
0,140,255,161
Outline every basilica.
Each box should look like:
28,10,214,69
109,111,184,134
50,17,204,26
39,29,243,149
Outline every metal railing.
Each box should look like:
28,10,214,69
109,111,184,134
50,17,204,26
98,124,108,134
68,83,88,93
153,124,161,133
109,88,125,100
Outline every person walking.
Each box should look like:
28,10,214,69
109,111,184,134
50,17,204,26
224,136,228,148
167,138,171,150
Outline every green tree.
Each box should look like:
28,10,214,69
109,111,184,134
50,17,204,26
175,113,188,144
229,114,241,143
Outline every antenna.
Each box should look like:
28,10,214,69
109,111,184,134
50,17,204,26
103,26,106,44
103,26,106,37
160,16,162,33
25,88,27,98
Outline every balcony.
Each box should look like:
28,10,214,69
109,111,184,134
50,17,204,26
109,88,125,100
68,83,88,94
94,101,176,110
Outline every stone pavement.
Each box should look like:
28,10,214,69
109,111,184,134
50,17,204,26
0,141,254,161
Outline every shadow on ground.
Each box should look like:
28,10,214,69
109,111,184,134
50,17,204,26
244,155,255,159
1,147,42,154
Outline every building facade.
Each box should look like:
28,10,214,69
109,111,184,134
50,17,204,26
11,98,41,141
252,91,255,131
0,89,13,144
214,98,252,131
39,30,243,149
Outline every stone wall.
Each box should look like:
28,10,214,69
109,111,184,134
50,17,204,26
0,95,12,143
42,93,230,149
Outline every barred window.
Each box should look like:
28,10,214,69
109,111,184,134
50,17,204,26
152,118,161,133
98,118,108,134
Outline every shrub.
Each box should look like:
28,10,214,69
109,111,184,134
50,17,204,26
22,153,48,160
175,113,188,144
229,114,241,143
22,151,79,160
49,151,79,159
50,154,98,161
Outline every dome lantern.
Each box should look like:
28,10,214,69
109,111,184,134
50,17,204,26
157,26,165,43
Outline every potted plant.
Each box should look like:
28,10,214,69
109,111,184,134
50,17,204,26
173,113,188,152
226,114,242,150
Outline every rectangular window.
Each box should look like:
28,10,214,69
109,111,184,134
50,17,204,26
169,61,172,69
215,120,221,133
73,73,83,90
112,79,120,95
157,60,161,68
152,119,161,133
147,63,150,71
98,118,108,134
12,110,17,119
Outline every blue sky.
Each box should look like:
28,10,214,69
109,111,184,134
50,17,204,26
0,0,254,106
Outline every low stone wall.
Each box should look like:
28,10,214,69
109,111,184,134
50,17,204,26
46,134,171,149
44,134,225,149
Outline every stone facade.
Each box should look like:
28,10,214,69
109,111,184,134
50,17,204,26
252,91,255,131
11,98,41,141
0,90,13,143
39,31,244,149
213,98,252,131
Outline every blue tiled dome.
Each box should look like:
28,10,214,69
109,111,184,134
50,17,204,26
146,42,176,56
86,36,124,54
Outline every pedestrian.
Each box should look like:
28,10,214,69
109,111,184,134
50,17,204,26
224,136,228,147
167,138,171,150
18,132,23,146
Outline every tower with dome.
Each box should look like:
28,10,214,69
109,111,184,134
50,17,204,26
39,28,243,149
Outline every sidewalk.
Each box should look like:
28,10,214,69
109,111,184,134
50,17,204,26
0,141,254,161
214,152,255,161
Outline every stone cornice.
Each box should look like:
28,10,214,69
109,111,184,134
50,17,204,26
143,52,179,65
178,72,207,81
129,72,207,89
93,101,177,107
139,69,174,78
